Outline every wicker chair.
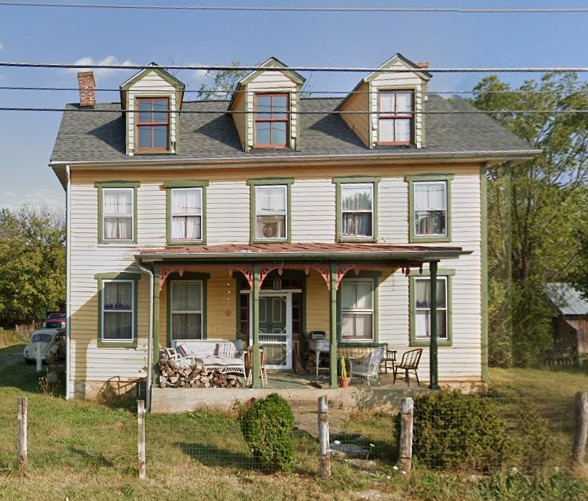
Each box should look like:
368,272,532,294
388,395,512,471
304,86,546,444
349,346,385,386
393,349,422,386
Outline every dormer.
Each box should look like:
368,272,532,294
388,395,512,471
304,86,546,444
120,63,185,156
228,57,305,152
337,53,432,149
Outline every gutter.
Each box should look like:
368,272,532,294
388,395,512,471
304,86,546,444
134,259,154,412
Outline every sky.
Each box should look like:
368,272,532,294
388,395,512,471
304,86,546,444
0,0,587,211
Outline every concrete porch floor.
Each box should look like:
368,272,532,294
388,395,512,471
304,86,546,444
151,370,429,417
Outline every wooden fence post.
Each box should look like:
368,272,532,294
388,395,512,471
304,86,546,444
573,391,588,468
138,399,146,480
17,397,27,471
398,397,414,473
318,395,331,478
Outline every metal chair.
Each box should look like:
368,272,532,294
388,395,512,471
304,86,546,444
393,349,422,386
349,346,385,386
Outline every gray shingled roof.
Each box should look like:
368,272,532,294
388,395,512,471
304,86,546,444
50,95,537,164
547,283,588,316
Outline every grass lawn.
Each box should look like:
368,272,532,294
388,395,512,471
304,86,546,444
0,342,587,500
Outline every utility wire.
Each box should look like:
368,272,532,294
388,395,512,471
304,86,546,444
2,2,588,14
1,107,586,115
2,86,587,96
2,61,588,73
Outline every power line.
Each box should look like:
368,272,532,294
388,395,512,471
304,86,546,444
2,2,588,14
1,85,587,97
2,61,588,73
1,107,586,115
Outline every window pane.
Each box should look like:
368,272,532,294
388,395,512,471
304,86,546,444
172,216,201,240
342,185,372,211
104,189,132,215
104,217,132,240
355,281,373,309
256,215,286,238
172,313,202,339
271,122,287,145
138,128,152,148
379,119,394,142
256,122,271,145
342,213,372,236
138,100,151,122
415,182,446,210
380,92,395,113
153,126,168,148
396,119,411,142
172,282,201,311
342,313,372,339
257,96,272,119
153,99,168,122
396,92,413,114
257,186,286,213
104,282,132,310
104,313,133,340
272,95,288,119
172,188,201,214
414,278,448,339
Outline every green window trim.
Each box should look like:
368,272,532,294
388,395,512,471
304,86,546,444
337,271,380,344
405,174,454,243
95,272,141,348
95,181,140,245
166,272,209,344
409,268,454,347
247,178,294,244
163,180,209,246
333,176,380,242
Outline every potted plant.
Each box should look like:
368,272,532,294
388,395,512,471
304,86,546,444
338,356,351,388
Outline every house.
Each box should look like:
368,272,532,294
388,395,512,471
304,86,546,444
546,283,588,365
50,54,539,401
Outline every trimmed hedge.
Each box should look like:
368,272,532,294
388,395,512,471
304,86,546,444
240,393,295,471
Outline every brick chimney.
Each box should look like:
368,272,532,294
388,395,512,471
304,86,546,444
77,71,96,108
415,62,429,100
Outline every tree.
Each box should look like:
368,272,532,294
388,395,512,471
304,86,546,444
0,205,66,327
196,61,248,100
471,73,588,367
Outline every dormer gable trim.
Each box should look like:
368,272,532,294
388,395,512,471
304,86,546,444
364,53,432,83
227,57,305,111
120,62,186,111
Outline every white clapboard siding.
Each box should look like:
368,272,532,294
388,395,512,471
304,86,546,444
207,181,251,244
378,177,410,243
291,179,336,242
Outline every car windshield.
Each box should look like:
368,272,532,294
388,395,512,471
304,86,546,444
47,313,65,319
31,333,53,343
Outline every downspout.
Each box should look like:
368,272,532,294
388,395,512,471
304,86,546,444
135,258,154,411
65,165,72,399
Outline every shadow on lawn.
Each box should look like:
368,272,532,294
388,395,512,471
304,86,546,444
176,441,258,470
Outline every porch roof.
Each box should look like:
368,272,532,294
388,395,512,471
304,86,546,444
137,242,470,264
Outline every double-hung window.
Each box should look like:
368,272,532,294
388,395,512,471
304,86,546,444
341,278,375,341
414,181,448,238
137,97,169,152
171,188,202,242
255,94,288,148
378,90,414,145
341,183,374,239
101,279,134,343
255,184,288,240
97,183,139,244
170,281,203,340
412,275,450,344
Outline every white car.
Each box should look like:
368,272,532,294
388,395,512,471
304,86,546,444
23,328,65,364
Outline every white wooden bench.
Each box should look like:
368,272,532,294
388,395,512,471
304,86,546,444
171,339,246,377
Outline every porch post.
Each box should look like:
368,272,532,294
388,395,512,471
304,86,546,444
429,261,440,390
153,263,161,367
252,264,261,389
329,262,338,389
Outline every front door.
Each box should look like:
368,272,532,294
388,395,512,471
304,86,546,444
252,292,292,369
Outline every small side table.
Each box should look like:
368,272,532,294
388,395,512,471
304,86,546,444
381,347,397,374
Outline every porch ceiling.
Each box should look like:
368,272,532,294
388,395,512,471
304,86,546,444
137,242,470,264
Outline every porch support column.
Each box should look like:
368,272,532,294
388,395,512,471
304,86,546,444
429,261,440,390
153,263,161,366
329,262,338,389
251,264,261,389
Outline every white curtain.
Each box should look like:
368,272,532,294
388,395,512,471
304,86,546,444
172,189,202,240
103,189,132,240
257,186,286,214
415,182,446,211
342,185,372,236
171,282,202,340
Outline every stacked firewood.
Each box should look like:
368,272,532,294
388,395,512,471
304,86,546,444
158,355,245,388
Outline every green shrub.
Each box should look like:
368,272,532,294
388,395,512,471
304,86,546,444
240,393,295,471
413,391,509,471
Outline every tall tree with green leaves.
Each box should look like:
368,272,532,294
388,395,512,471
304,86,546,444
0,205,66,327
196,61,249,100
471,73,588,367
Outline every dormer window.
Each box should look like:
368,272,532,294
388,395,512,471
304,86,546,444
255,93,289,148
378,90,414,145
137,97,169,152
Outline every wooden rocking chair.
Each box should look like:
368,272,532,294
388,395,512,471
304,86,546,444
393,348,422,386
